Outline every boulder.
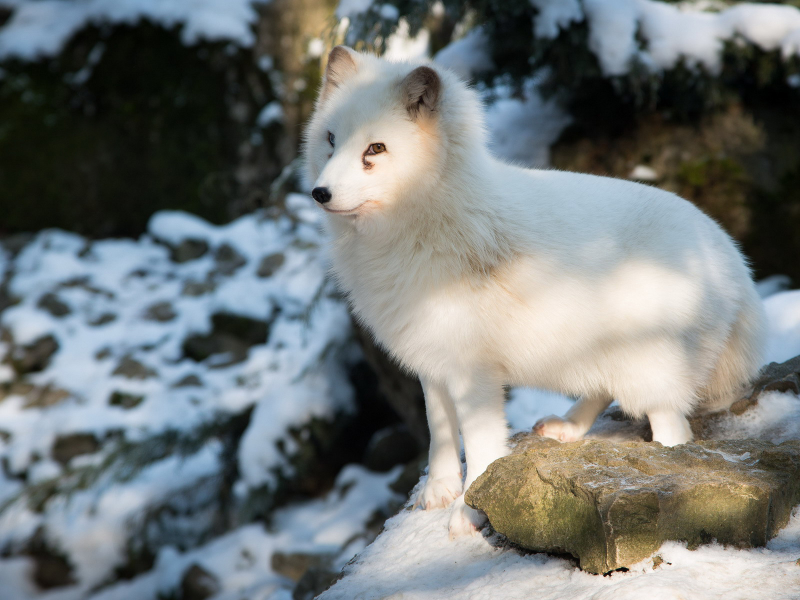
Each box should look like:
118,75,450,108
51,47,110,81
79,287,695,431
51,433,100,466
362,425,419,473
142,301,176,322
352,323,428,448
112,356,157,380
88,312,117,326
271,552,327,583
181,312,269,366
37,293,71,318
466,435,800,574
181,280,216,297
212,244,247,276
109,391,145,409
180,563,220,600
10,335,59,374
25,530,75,590
171,239,209,264
256,252,285,278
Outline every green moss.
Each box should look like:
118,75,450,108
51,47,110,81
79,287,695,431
677,157,745,189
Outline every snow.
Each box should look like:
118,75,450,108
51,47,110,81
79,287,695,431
709,390,800,443
0,0,265,61
379,4,400,22
533,0,800,76
44,443,221,590
764,289,800,364
582,0,643,76
0,557,38,600
321,501,800,600
629,164,659,182
336,0,373,20
257,101,284,126
484,78,572,167
383,19,430,62
756,274,792,299
271,464,402,555
723,4,800,55
46,464,402,600
505,388,574,432
530,0,583,39
0,199,354,481
434,28,573,166
434,27,494,81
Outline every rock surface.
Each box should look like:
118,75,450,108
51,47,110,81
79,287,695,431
466,435,800,574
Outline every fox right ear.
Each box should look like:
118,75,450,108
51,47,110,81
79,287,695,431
401,66,441,120
322,46,359,99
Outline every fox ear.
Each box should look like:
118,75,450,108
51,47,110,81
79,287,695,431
401,66,441,119
322,46,359,99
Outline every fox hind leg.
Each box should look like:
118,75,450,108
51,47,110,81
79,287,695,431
648,409,693,446
533,392,613,442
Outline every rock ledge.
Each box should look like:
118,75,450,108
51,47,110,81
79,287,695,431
465,435,800,574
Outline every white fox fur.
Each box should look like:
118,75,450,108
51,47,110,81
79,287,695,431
303,46,767,537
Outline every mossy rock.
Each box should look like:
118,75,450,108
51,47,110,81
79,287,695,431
0,20,282,238
466,436,800,574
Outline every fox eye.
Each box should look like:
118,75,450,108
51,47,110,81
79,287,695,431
366,143,386,155
328,131,335,147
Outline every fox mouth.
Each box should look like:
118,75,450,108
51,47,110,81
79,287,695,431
321,205,360,215
321,200,377,216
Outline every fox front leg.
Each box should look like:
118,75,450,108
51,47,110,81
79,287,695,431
445,372,510,538
415,378,463,510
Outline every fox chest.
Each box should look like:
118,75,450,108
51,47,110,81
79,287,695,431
345,275,490,372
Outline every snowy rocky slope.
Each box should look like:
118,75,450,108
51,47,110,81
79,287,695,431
0,195,390,599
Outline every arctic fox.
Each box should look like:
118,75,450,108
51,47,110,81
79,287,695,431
304,46,767,537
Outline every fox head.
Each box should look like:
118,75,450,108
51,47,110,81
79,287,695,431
303,46,452,219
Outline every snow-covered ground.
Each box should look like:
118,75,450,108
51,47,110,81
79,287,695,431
320,503,800,600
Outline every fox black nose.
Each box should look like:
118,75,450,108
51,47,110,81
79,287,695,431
312,187,332,204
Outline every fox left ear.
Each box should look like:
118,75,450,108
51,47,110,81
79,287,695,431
401,66,441,119
322,46,359,100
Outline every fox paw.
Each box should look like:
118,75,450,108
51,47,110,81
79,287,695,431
414,474,463,510
533,415,584,443
448,495,486,539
